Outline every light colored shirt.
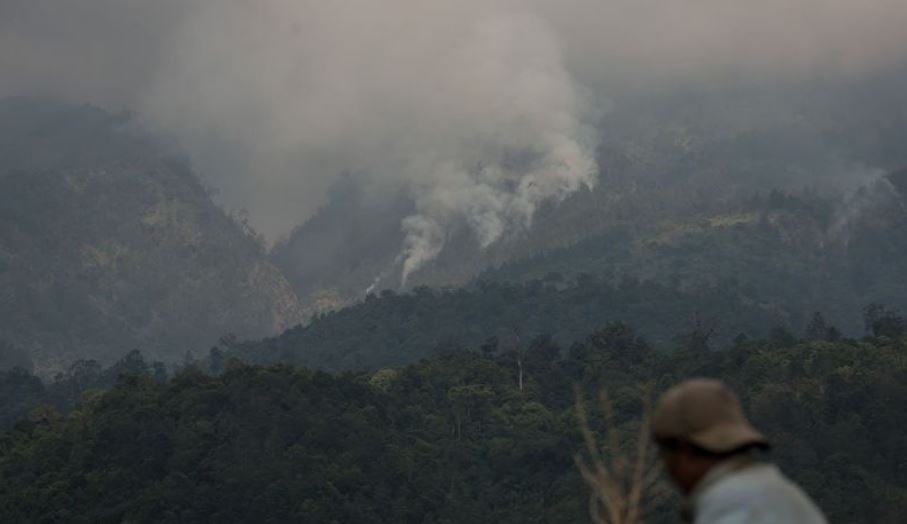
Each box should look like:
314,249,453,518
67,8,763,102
689,456,828,524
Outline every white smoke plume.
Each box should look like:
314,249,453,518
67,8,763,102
142,1,599,274
392,11,598,282
828,170,898,244
3,0,907,272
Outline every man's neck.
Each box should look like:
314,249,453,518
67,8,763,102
689,452,758,498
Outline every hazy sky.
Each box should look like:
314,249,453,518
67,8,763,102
2,0,907,271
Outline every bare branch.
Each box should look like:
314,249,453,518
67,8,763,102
574,385,663,524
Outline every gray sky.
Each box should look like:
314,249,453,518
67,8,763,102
3,0,907,271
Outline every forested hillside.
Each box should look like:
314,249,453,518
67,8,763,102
9,96,906,377
229,277,784,372
270,84,907,318
1,317,905,523
482,181,907,334
0,98,302,372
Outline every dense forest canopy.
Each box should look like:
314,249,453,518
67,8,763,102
231,276,784,372
1,313,905,523
480,180,907,335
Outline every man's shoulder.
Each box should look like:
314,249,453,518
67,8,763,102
696,463,827,524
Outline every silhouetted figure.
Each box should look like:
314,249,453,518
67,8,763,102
652,379,827,523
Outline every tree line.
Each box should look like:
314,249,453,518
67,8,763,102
1,309,906,523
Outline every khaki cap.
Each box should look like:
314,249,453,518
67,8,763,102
652,379,768,454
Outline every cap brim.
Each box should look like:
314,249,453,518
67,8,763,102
689,422,769,454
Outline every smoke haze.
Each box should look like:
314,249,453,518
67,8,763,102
3,0,907,273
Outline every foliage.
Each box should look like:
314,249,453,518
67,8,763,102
481,186,907,335
1,320,906,523
233,278,782,372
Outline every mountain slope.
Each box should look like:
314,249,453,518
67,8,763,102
482,182,907,334
271,81,907,313
231,276,785,372
0,98,302,372
271,175,412,309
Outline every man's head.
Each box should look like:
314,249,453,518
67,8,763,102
652,379,768,493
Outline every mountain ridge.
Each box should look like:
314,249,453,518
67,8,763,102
0,98,303,373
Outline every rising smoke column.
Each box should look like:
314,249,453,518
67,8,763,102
4,0,907,246
1,0,598,269
395,11,599,283
138,2,599,284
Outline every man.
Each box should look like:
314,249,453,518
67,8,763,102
652,379,827,523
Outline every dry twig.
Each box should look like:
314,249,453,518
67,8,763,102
574,385,668,524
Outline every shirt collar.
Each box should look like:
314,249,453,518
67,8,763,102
681,453,759,522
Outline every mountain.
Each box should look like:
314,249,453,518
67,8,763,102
270,84,907,335
271,175,413,309
482,181,907,335
232,177,907,374
0,98,303,373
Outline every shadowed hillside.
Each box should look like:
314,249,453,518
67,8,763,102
482,181,907,335
229,277,784,372
0,98,303,372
